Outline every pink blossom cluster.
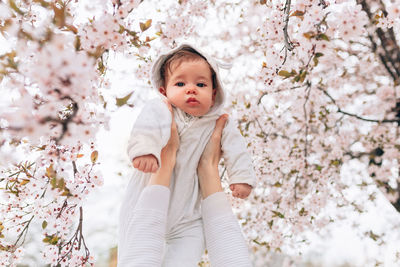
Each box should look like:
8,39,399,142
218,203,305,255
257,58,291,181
156,0,209,46
326,2,368,42
376,0,400,29
0,0,111,265
78,12,129,53
207,0,400,259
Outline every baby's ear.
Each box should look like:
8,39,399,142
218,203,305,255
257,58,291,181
159,87,167,96
211,88,217,104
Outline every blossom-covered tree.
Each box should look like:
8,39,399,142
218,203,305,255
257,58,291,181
0,0,399,266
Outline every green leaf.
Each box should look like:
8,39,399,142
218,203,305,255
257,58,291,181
315,52,324,58
313,57,319,66
272,210,285,218
140,19,152,32
46,164,56,179
278,70,294,78
273,182,282,187
317,33,330,41
50,177,57,189
50,235,59,245
61,188,72,197
42,220,47,229
315,165,322,171
116,92,133,107
368,231,379,241
58,178,65,190
299,207,307,216
268,220,273,229
299,70,307,83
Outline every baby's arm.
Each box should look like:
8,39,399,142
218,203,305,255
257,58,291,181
127,99,172,172
220,118,256,198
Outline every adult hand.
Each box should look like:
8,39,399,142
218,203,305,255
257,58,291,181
148,100,179,187
161,100,179,159
197,114,229,198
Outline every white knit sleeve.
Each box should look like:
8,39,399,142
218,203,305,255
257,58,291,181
201,192,253,267
118,185,170,267
221,118,256,187
127,98,172,166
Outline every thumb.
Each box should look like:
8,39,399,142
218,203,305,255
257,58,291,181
163,99,173,113
212,114,228,140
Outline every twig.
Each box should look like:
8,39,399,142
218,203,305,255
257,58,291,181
318,87,399,124
57,206,90,265
303,83,312,167
319,0,327,8
257,84,307,104
282,0,294,65
13,215,34,247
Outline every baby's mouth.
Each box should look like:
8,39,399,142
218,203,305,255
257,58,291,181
186,97,199,103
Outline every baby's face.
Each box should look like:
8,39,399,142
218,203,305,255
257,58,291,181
159,59,215,116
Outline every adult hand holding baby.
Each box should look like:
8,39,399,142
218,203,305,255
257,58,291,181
132,100,179,174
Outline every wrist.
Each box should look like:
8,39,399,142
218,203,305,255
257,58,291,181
197,165,219,179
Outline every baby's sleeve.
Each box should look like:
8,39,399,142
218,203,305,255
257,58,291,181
221,118,256,187
127,98,172,165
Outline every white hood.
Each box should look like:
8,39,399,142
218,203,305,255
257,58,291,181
151,44,226,117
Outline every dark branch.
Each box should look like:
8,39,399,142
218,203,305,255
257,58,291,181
282,0,294,65
318,87,399,124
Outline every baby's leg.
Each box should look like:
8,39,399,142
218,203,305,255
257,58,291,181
162,221,205,267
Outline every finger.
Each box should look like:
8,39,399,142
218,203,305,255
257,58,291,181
163,99,177,131
230,184,235,191
137,159,143,170
133,159,139,168
211,114,228,140
142,161,148,172
163,99,173,113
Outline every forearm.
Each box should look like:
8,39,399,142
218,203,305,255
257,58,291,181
118,185,170,267
148,152,176,187
197,164,223,199
202,192,252,267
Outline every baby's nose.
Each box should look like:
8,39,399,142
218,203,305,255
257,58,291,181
186,87,197,94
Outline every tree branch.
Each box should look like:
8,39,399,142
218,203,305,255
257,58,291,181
318,87,399,124
282,0,294,65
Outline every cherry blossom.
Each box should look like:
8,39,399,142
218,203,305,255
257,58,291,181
1,0,400,266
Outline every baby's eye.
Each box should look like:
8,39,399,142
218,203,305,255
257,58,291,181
176,82,185,87
197,83,206,87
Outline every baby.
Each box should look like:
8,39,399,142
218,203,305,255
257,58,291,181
133,46,254,198
121,44,256,265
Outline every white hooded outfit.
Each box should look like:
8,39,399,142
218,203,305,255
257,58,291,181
118,44,256,266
